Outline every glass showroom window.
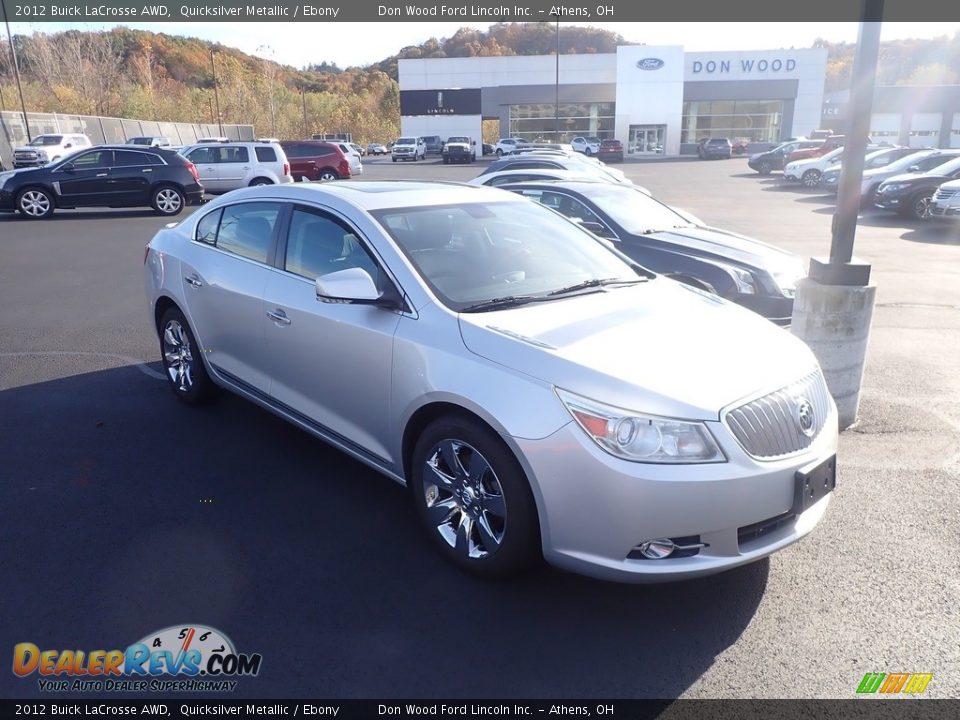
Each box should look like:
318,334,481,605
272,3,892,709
681,100,784,143
509,103,616,143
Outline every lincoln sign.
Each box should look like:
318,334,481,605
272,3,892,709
692,58,798,74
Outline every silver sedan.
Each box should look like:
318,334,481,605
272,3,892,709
144,181,838,582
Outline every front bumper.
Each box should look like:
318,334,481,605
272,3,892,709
929,202,960,218
515,402,838,582
873,191,908,210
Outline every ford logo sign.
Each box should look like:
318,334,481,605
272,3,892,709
636,58,664,71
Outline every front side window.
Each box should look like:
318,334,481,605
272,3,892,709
214,202,281,263
371,201,639,310
186,147,217,164
285,208,380,283
69,150,112,169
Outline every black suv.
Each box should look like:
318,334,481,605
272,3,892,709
0,146,204,219
747,140,823,175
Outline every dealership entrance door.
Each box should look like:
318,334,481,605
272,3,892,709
629,125,666,155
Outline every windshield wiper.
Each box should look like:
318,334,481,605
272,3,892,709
460,295,546,313
546,277,647,296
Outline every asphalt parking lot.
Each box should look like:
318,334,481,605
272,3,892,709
2,156,959,700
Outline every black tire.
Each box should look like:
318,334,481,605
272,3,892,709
496,148,503,156
801,169,822,188
757,161,772,176
16,187,55,219
249,177,273,187
906,191,934,221
158,307,215,404
151,185,186,216
410,415,541,578
392,157,397,163
318,169,339,181
585,148,594,156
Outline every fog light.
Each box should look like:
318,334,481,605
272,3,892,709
637,538,676,559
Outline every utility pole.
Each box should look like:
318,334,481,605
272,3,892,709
210,48,223,136
554,21,560,144
300,86,309,138
2,4,31,141
256,44,277,136
791,0,884,429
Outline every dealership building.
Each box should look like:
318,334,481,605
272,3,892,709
398,45,829,156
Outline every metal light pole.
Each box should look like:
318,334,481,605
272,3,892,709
554,21,560,143
2,4,30,141
791,0,884,429
210,48,223,136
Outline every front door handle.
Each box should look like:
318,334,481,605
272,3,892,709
184,274,203,288
96,172,108,177
267,309,291,326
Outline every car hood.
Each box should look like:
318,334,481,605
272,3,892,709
458,280,817,421
639,224,796,271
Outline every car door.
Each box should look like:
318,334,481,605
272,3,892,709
217,146,251,190
184,146,221,191
53,149,114,206
179,201,284,393
262,204,402,463
109,149,159,204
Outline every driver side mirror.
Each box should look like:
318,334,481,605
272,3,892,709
316,268,402,310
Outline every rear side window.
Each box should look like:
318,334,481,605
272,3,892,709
255,147,278,163
195,202,281,264
219,146,249,163
114,150,160,166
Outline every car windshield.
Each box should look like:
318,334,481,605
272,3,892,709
448,137,469,143
876,150,935,173
371,201,642,311
30,136,63,146
128,138,152,145
397,138,416,145
577,184,693,234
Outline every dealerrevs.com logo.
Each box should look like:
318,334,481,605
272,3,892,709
13,625,262,693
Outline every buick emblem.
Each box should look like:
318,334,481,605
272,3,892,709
795,398,815,437
636,58,665,71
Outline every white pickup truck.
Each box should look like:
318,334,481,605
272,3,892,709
13,133,92,168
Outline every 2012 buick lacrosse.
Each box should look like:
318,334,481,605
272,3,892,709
144,181,838,582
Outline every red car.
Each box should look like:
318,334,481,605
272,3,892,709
597,139,624,163
786,136,843,164
279,140,352,182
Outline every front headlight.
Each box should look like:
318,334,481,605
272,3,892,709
557,389,726,464
879,183,905,193
721,265,757,295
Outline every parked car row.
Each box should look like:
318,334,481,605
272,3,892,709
743,135,960,222
0,135,371,219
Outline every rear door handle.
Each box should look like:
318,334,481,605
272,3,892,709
184,274,203,288
96,172,108,177
267,309,291,326
142,169,152,173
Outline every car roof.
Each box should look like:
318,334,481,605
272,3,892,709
205,181,519,211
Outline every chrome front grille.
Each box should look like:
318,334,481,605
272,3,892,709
724,370,832,459
934,188,960,201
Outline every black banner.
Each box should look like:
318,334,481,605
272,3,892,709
1,700,958,719
400,89,482,117
2,0,960,22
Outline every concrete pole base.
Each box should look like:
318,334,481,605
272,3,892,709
791,277,877,430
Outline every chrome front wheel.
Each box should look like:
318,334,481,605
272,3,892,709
18,189,54,219
411,416,540,577
423,439,506,560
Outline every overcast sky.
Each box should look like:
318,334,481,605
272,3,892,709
10,22,960,68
